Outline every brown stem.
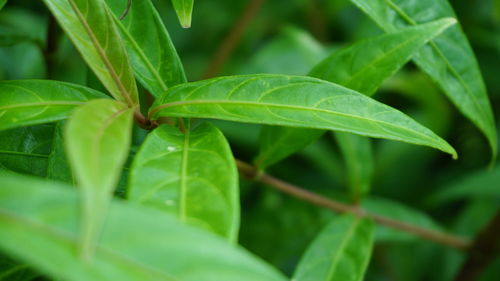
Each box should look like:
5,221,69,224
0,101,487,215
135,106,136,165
43,15,60,79
235,159,471,250
203,0,267,78
454,210,500,281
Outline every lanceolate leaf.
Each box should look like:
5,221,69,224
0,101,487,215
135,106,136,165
106,0,187,95
293,215,374,281
254,19,457,170
0,172,287,281
65,99,134,260
128,123,239,242
43,0,139,106
171,0,194,28
150,75,457,158
0,80,107,131
350,0,497,159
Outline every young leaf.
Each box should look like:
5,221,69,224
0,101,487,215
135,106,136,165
0,171,288,281
128,123,239,242
293,214,374,281
65,99,134,260
171,0,194,28
42,0,139,106
350,0,497,159
106,0,187,95
0,80,107,131
150,74,457,158
47,122,74,185
254,19,457,170
334,132,373,202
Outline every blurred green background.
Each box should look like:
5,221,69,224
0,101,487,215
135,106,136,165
1,0,499,280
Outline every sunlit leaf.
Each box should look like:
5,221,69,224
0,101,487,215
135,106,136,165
293,214,374,281
43,0,139,105
65,99,134,259
106,0,187,95
0,80,106,131
350,0,497,159
171,0,194,28
129,123,239,241
150,74,457,158
0,171,287,281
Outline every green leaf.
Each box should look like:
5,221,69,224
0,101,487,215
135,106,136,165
350,0,497,159
150,74,457,158
0,80,107,131
0,0,5,10
47,122,74,185
128,123,239,242
171,0,194,28
0,171,288,281
254,19,456,171
43,0,139,106
254,126,324,169
429,166,500,204
106,0,187,95
65,99,134,260
309,18,457,97
334,132,373,201
292,214,374,281
0,257,38,281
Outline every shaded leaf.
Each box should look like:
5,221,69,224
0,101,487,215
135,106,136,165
150,74,457,158
293,214,374,281
0,256,38,281
65,99,134,259
0,171,287,281
0,0,6,10
106,0,186,95
43,0,139,105
0,80,107,131
128,123,239,242
47,122,74,185
171,0,194,28
350,0,497,159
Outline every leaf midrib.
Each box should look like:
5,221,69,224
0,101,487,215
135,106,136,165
0,101,84,111
325,218,360,281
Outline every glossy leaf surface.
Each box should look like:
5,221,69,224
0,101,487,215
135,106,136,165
107,0,186,95
293,215,374,281
150,75,456,157
350,0,497,158
128,123,239,241
43,0,139,105
0,80,106,131
171,0,194,28
65,99,134,259
0,172,287,281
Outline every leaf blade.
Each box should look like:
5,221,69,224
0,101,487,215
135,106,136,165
150,75,456,158
65,99,134,260
171,0,194,28
128,123,240,241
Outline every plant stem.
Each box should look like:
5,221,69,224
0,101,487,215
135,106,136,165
454,210,500,281
203,0,267,78
235,159,471,250
43,15,60,79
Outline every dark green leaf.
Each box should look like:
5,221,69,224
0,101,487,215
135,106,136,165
0,171,287,281
0,80,107,131
293,214,374,281
150,75,457,158
171,0,194,28
43,0,139,106
0,256,38,281
46,122,74,185
0,0,6,10
350,0,497,159
106,0,187,95
128,123,239,242
65,99,134,259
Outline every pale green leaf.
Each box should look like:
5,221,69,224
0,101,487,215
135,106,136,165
171,0,194,28
0,80,107,131
150,74,457,158
334,132,373,201
43,0,139,105
0,171,287,281
128,123,239,242
350,0,497,159
255,19,456,171
106,0,187,95
65,99,134,260
293,214,374,281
